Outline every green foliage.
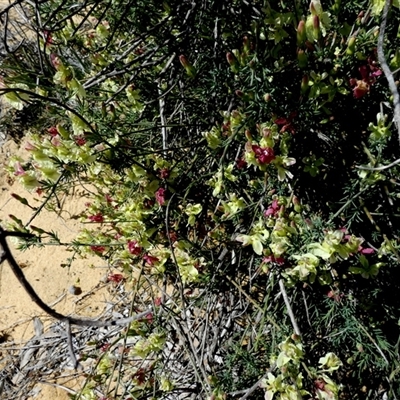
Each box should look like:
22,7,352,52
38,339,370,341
2,0,400,398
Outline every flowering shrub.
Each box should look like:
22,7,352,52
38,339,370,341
2,0,400,398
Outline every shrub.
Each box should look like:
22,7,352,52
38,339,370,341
2,0,400,398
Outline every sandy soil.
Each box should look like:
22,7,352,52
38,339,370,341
0,139,111,399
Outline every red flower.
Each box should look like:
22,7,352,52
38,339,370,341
159,168,170,179
43,30,53,45
236,158,247,169
74,135,87,146
90,245,106,253
143,254,159,266
350,79,369,99
252,145,275,165
105,194,113,204
48,126,59,137
263,255,285,265
350,55,382,98
128,240,142,255
275,111,297,134
107,273,124,283
88,213,104,223
168,230,178,243
133,368,146,385
155,188,166,206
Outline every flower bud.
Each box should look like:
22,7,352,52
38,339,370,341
226,52,239,72
245,129,253,141
179,55,196,77
313,15,321,39
309,0,323,15
356,10,366,25
332,0,341,13
346,36,356,55
243,36,250,53
310,1,317,15
263,93,272,102
297,49,308,68
297,20,306,46
179,54,190,68
301,75,309,93
360,10,370,25
232,49,240,61
305,40,315,51
235,89,244,98
109,103,116,121
390,48,400,70
226,52,235,65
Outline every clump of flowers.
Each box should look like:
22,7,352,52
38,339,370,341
349,56,382,98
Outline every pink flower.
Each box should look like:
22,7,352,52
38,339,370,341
51,135,61,147
326,289,342,302
14,161,25,176
262,255,285,265
155,188,166,206
50,54,61,69
154,297,162,306
25,141,37,151
143,254,159,266
359,246,374,254
252,145,275,165
88,213,104,223
128,240,142,255
264,199,280,217
145,312,154,324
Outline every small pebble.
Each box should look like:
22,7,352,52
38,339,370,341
68,285,82,295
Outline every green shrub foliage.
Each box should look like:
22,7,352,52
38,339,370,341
2,0,400,398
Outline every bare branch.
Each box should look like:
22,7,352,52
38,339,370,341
377,0,400,141
0,227,152,328
279,278,301,337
